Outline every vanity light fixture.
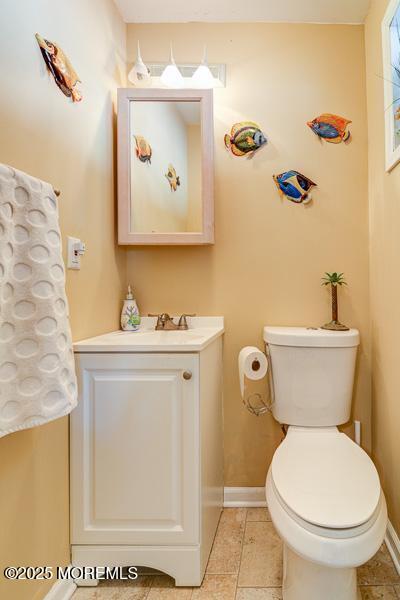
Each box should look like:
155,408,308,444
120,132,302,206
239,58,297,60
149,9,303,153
160,44,184,88
132,47,226,88
128,41,152,87
191,46,215,88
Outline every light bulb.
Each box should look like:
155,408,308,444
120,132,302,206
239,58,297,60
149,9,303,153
192,45,215,88
160,44,184,88
192,65,215,88
128,41,151,87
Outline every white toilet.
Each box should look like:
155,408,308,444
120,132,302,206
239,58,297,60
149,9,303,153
264,326,387,600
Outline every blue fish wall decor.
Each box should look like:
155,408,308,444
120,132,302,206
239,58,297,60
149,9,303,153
273,170,317,204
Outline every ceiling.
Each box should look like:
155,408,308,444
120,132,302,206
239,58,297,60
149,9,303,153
114,0,370,24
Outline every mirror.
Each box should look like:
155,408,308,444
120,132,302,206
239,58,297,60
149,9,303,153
118,89,214,245
131,101,202,234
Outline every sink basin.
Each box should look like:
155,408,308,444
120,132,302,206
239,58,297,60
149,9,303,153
144,331,204,343
74,317,224,353
103,330,205,345
123,330,204,343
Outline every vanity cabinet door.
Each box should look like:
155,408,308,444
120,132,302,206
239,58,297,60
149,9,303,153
70,352,199,546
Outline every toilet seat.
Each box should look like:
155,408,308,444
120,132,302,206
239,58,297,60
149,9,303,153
266,466,388,570
270,474,384,539
271,427,381,529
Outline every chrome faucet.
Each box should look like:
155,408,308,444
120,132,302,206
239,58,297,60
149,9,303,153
148,313,195,331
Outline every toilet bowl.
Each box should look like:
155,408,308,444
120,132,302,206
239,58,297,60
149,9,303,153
265,427,387,600
262,327,388,600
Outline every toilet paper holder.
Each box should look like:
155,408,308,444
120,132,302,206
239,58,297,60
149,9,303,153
243,391,271,416
239,345,274,417
242,350,274,417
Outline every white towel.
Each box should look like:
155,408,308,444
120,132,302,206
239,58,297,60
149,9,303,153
0,164,77,437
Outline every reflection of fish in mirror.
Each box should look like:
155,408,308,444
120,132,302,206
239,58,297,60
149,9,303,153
273,170,316,204
35,33,82,102
307,114,351,143
224,121,267,156
134,135,152,164
165,164,180,191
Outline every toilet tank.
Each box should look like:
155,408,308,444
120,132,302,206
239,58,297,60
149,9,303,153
263,327,360,426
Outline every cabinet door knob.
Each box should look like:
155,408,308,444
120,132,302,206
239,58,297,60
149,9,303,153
183,371,192,380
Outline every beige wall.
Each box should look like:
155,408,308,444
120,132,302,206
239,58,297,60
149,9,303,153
0,13,379,597
126,23,371,486
365,0,400,535
0,1,126,598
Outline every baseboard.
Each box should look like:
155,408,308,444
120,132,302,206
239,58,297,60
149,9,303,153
43,578,76,600
385,519,400,576
223,487,266,507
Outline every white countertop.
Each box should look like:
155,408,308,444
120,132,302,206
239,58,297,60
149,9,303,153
74,316,224,353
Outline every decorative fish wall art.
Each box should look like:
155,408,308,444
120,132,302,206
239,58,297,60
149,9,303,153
134,135,152,164
224,122,267,157
35,33,82,102
273,170,317,204
165,164,180,191
307,114,351,144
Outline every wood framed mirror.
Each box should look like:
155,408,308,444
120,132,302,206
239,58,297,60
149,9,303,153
117,88,214,245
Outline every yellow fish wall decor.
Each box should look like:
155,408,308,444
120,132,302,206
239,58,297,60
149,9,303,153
224,121,267,156
134,135,152,164
35,33,82,102
307,113,351,143
165,164,180,192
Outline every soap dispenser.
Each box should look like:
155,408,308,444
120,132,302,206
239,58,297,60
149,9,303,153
121,285,141,331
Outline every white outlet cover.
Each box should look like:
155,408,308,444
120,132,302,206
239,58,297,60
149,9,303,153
67,236,82,270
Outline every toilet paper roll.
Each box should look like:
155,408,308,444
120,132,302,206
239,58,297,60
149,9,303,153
238,346,268,398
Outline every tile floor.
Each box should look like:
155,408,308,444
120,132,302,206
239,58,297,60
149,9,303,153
72,508,400,599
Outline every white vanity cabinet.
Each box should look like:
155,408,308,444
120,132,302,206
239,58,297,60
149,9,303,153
70,318,224,586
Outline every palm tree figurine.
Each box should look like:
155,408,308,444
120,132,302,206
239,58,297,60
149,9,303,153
321,272,349,331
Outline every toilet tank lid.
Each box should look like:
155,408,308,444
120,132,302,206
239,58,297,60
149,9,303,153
263,326,360,348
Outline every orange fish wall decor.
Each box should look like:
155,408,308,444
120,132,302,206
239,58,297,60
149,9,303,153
134,135,152,164
307,113,351,143
165,164,180,191
35,33,82,102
